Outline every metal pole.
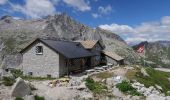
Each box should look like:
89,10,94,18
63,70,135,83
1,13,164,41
67,59,69,77
144,44,145,67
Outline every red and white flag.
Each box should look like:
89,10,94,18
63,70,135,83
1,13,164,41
137,45,145,53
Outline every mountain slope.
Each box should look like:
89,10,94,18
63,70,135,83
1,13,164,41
133,41,170,68
0,13,140,68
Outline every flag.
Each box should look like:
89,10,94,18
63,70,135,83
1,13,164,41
137,45,145,53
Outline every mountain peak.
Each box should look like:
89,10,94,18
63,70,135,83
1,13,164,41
0,15,13,20
0,15,14,23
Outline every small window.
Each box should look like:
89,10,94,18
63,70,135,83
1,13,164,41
47,74,51,78
5,69,9,72
28,72,33,76
36,46,43,54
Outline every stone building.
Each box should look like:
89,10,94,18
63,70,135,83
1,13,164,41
102,51,124,66
20,38,94,78
80,40,105,67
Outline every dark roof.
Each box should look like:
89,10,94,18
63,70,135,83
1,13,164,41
20,38,95,59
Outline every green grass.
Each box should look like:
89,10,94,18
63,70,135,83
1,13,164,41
2,77,15,86
15,97,24,100
85,77,107,95
126,67,170,95
116,80,142,96
34,95,45,100
10,69,55,81
11,69,23,78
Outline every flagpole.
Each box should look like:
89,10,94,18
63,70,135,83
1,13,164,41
144,44,145,67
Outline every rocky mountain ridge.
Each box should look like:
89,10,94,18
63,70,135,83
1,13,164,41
0,13,140,68
133,41,170,68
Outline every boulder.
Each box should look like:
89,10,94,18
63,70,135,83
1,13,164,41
155,84,162,91
80,93,93,100
141,68,149,77
146,94,166,100
138,87,146,93
166,96,170,100
113,76,123,84
24,95,34,100
76,82,86,90
131,96,141,100
11,77,31,97
106,78,114,86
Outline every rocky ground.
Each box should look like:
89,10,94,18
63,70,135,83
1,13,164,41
0,66,170,100
155,68,170,72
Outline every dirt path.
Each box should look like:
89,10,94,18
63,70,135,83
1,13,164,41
31,80,91,100
0,85,14,100
111,67,131,76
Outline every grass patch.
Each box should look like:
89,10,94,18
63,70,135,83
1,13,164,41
91,71,114,79
11,69,23,78
126,67,170,95
34,95,45,100
10,69,55,81
85,77,107,95
15,97,23,100
116,80,142,96
2,77,15,86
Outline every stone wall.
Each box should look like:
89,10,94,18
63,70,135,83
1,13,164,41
90,42,103,66
22,41,60,78
106,56,118,66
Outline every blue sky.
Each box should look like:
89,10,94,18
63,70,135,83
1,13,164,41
1,0,170,43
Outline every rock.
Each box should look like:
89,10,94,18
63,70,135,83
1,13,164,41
155,84,162,91
146,94,166,100
11,77,31,97
76,82,86,90
152,90,160,95
148,86,154,92
80,93,93,100
131,96,141,100
24,95,34,100
138,87,146,93
106,78,114,87
101,79,105,83
113,76,123,84
112,86,125,98
141,68,149,77
166,96,170,100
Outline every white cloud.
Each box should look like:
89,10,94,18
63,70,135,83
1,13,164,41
91,13,100,18
0,0,8,5
92,5,112,18
161,16,170,25
63,0,91,12
98,5,112,15
10,0,56,18
99,23,134,33
99,16,170,43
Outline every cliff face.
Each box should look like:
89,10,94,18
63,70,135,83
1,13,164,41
0,13,140,68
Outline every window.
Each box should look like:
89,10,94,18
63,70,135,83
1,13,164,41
36,46,43,54
28,72,33,76
47,74,51,78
